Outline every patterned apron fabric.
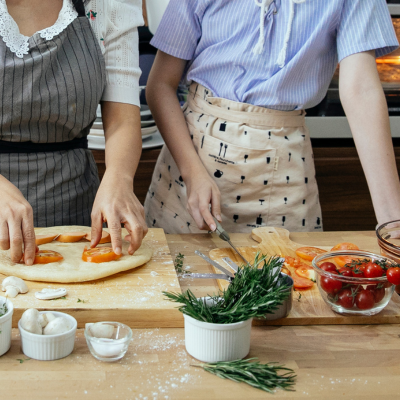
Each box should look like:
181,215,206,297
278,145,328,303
144,83,322,233
0,16,106,227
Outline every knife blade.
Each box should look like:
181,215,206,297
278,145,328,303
194,250,235,277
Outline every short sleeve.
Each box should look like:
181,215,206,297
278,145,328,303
150,0,203,60
87,0,143,106
337,0,399,62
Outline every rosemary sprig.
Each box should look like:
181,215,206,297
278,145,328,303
192,358,296,393
174,253,187,275
164,254,290,324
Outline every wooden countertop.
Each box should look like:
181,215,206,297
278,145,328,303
2,231,400,399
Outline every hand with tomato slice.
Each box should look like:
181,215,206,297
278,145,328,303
295,247,327,261
90,166,148,256
82,247,122,263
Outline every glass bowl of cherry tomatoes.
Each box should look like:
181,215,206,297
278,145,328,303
311,250,398,316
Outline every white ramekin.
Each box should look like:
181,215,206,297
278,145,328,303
0,297,13,357
184,314,252,363
18,311,77,361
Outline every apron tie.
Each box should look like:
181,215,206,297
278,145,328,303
253,0,306,68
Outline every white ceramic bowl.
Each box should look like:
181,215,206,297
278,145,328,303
184,313,252,363
0,297,13,356
18,311,77,361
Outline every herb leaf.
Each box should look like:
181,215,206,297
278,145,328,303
0,302,8,318
174,253,189,275
165,254,290,324
193,358,296,393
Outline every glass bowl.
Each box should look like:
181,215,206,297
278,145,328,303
376,219,400,263
84,322,132,362
311,250,396,316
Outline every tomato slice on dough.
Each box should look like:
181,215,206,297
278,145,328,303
292,274,314,290
56,232,86,243
34,250,64,264
35,234,59,246
295,247,327,261
82,247,122,263
84,231,111,244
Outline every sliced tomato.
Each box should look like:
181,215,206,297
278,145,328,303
334,256,365,269
33,250,63,264
56,232,86,243
292,274,314,290
295,247,327,261
85,231,111,244
284,256,310,269
295,266,316,282
35,234,59,246
281,266,292,276
331,242,360,251
82,247,122,263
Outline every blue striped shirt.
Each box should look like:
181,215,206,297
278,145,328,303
151,0,398,110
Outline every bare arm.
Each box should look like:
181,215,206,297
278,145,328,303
146,51,221,230
90,102,148,255
340,51,400,224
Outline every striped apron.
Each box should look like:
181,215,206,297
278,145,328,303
0,10,105,227
144,83,323,234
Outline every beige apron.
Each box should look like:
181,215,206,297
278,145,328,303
144,83,322,234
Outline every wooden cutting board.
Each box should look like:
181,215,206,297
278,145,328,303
2,229,183,329
209,227,400,325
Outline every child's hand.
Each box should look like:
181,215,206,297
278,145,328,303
185,171,222,231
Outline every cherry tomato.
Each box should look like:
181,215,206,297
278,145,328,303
336,288,355,309
320,271,342,294
320,262,337,273
387,267,400,285
335,256,365,269
85,231,111,244
56,232,86,243
82,247,122,263
33,250,63,264
364,262,384,279
292,275,314,290
295,247,327,261
338,267,353,277
331,242,360,251
366,285,385,303
355,290,375,310
35,234,59,246
351,263,367,278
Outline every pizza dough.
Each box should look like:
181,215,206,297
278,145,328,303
0,226,153,283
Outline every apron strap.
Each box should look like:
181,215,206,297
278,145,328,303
72,0,86,17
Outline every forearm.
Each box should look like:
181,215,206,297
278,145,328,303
340,54,400,223
101,101,142,184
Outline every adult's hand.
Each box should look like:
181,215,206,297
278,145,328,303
90,173,148,255
0,175,36,264
185,169,222,231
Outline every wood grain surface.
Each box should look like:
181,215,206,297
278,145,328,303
208,227,400,326
1,229,183,329
2,231,400,399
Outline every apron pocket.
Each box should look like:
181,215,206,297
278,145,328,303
194,134,277,203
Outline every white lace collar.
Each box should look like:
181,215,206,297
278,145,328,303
0,0,78,58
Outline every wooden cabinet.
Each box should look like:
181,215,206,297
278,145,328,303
92,145,400,232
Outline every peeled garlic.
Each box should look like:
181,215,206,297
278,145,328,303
86,322,114,339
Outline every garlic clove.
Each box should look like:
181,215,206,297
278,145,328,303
86,322,114,339
35,288,67,300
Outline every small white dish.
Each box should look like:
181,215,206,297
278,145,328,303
0,297,13,357
85,321,132,362
19,311,77,361
183,297,252,363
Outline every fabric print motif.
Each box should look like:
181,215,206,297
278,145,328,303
87,10,97,21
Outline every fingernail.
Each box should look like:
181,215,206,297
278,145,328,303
115,247,122,255
210,224,216,231
26,258,33,265
91,240,95,247
216,215,222,222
